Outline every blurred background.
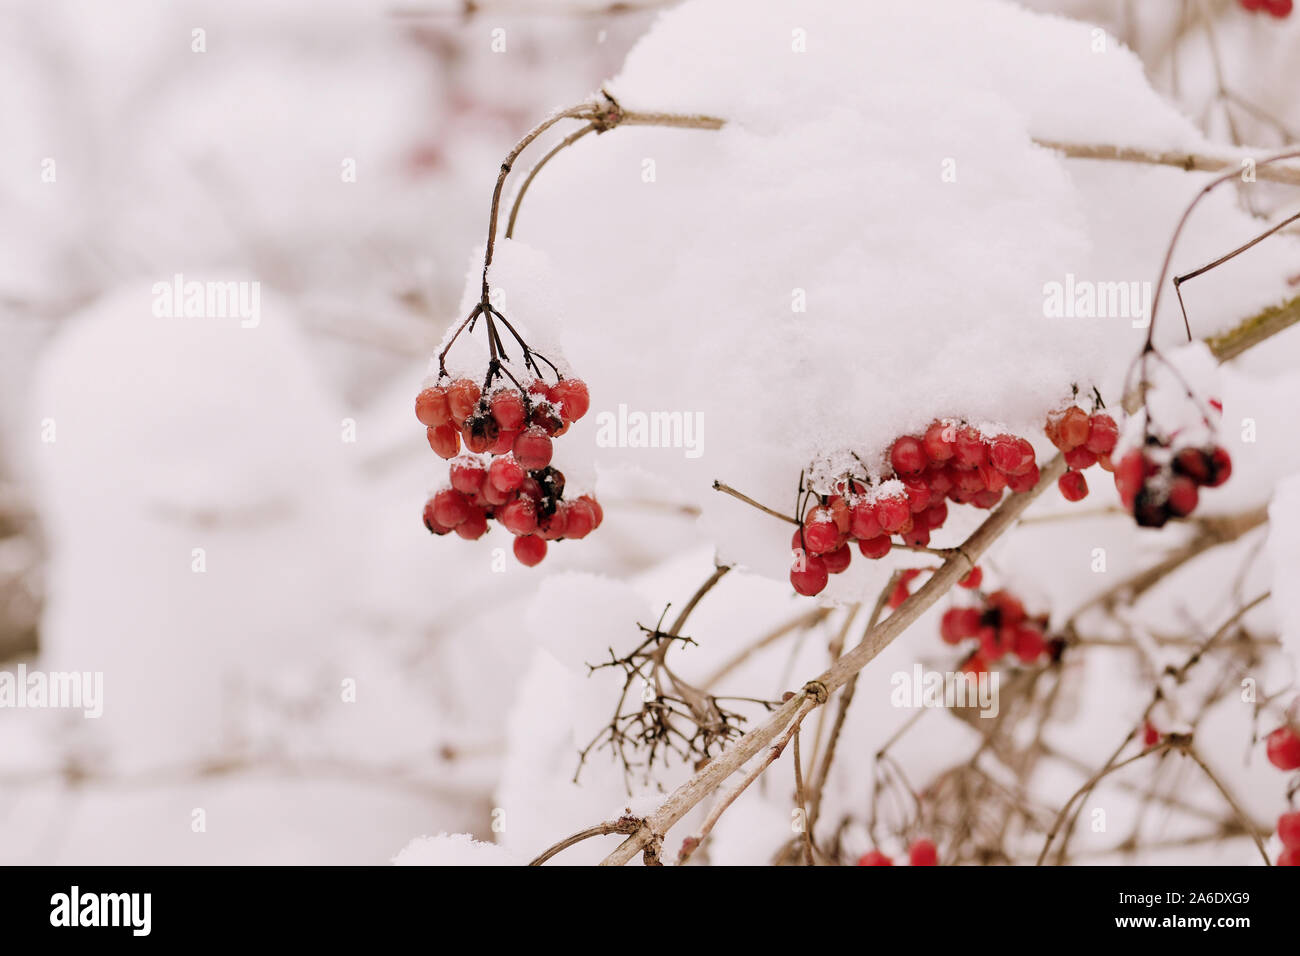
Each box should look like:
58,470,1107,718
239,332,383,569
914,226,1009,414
0,0,1296,864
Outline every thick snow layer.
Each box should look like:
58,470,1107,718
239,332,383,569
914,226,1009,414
393,832,518,866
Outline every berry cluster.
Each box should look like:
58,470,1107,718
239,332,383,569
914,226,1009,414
1112,442,1231,529
1277,810,1300,867
856,839,937,866
1240,0,1293,17
1044,405,1118,503
417,376,601,566
789,421,1044,596
938,584,1056,673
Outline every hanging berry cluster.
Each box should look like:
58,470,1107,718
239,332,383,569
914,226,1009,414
938,580,1059,675
1044,404,1118,503
416,299,601,566
788,420,1046,597
856,839,937,866
1111,441,1232,529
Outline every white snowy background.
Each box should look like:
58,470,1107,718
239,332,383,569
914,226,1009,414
1,0,1298,865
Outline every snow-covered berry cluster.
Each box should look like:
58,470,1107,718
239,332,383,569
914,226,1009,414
1044,405,1118,503
939,584,1054,674
1239,0,1293,18
789,421,1046,596
417,376,602,566
1112,442,1232,528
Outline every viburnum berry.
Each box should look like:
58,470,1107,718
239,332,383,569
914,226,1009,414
1006,463,1040,493
489,389,526,431
1012,625,1046,663
962,653,990,678
890,436,928,476
802,507,843,555
1058,470,1088,502
858,535,892,560
1084,413,1118,455
1050,406,1092,451
940,606,981,644
446,378,481,424
822,543,852,574
579,494,603,528
513,534,546,566
1277,811,1300,848
455,506,489,540
857,850,893,866
431,488,471,528
1265,726,1300,770
923,421,955,461
488,455,525,494
551,378,591,423
428,424,461,459
499,498,538,536
1063,445,1097,471
1142,721,1161,748
1280,847,1300,866
422,499,451,535
978,625,1011,660
875,494,911,534
959,566,982,589
953,427,988,468
989,435,1035,476
987,589,1025,626
449,457,487,495
850,500,883,540
790,552,829,596
537,506,569,541
908,839,938,866
513,426,554,470
415,385,451,427
1166,476,1199,517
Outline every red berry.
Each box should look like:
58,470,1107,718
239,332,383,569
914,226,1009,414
921,500,948,530
1084,413,1118,455
923,421,955,462
580,495,603,528
537,506,569,541
1056,407,1091,451
1167,476,1199,517
415,386,451,427
1013,625,1046,663
989,435,1036,476
940,608,969,644
488,456,526,494
790,553,829,596
858,535,892,560
1063,446,1097,470
513,426,554,470
1207,446,1232,487
551,378,591,422
890,436,928,476
828,496,851,533
513,534,546,566
952,427,987,468
908,839,938,866
1058,470,1089,502
1267,0,1293,16
1142,721,1161,748
1266,726,1300,770
972,489,1002,509
1278,811,1300,849
1114,450,1145,509
849,500,882,540
988,590,1025,626
1006,462,1040,493
462,420,496,454
446,378,482,424
822,543,852,574
802,509,842,555
500,498,538,536
1279,847,1300,866
959,566,982,589
489,389,526,431
454,506,488,540
978,625,1011,660
901,525,930,548
449,457,487,495
431,488,471,528
876,494,910,534
421,499,452,535
857,850,892,866
901,477,931,513
888,581,910,609
962,653,990,678
427,424,461,459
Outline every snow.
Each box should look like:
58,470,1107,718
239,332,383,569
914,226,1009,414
394,832,518,867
